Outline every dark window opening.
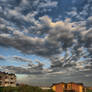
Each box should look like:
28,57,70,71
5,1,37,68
10,82,14,84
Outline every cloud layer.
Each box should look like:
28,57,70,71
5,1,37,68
0,0,92,86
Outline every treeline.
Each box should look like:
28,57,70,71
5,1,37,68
0,85,54,92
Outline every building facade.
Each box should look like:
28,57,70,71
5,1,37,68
51,82,86,92
0,71,16,87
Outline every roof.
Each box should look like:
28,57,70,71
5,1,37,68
68,82,83,85
0,71,16,76
51,82,83,87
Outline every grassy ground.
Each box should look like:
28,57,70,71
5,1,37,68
1,86,92,92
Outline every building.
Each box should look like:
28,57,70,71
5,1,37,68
0,71,16,87
51,82,86,92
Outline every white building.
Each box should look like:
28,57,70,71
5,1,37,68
0,71,16,87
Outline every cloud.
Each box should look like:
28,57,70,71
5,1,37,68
0,15,92,73
49,56,78,73
87,16,92,25
0,55,46,75
0,0,58,34
0,0,92,86
82,29,92,55
2,66,30,74
2,64,44,75
0,55,6,60
16,70,92,87
12,56,32,63
67,10,78,17
39,1,58,8
0,16,75,58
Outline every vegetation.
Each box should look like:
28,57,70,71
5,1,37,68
87,89,92,92
42,89,54,92
0,85,54,92
1,86,92,92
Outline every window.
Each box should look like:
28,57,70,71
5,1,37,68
5,82,9,84
10,82,14,84
0,76,2,79
65,84,67,89
11,78,13,80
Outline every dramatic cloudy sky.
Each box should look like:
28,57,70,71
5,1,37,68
0,0,92,87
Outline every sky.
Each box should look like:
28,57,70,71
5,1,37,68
0,0,92,87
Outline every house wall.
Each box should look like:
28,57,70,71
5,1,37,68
52,83,84,92
52,85,56,91
0,72,16,87
56,84,64,92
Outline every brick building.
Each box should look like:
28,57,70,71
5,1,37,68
0,71,16,87
51,82,86,92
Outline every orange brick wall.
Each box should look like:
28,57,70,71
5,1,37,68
55,84,64,92
72,83,79,92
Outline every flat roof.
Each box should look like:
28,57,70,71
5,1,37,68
0,71,16,76
51,82,83,87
